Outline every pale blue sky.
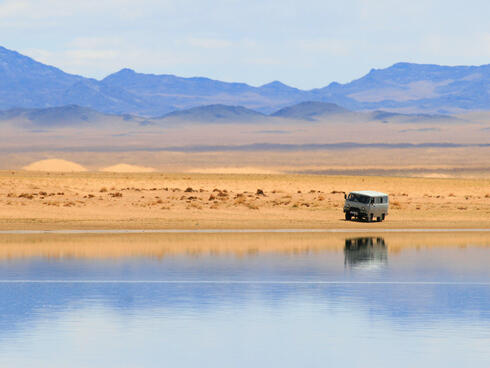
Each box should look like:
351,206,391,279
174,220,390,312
1,0,489,89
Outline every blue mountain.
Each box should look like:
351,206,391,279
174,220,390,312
1,46,489,115
271,101,348,121
159,104,266,123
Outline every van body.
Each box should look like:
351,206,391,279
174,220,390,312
343,191,389,222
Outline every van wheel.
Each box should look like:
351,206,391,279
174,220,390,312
381,214,385,221
376,216,381,222
368,214,373,222
345,212,351,221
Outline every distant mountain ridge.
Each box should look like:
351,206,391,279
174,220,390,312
1,101,460,128
159,104,266,122
272,101,348,120
1,45,489,115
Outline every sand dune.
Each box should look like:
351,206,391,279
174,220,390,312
23,159,87,172
100,163,156,173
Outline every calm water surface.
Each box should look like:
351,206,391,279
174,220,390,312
0,236,489,367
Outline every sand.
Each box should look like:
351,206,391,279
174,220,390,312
0,171,488,230
186,167,280,174
23,159,87,172
4,147,489,178
100,163,156,173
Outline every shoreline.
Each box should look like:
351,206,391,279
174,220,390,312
1,228,489,234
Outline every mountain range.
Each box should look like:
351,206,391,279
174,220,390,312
1,45,489,116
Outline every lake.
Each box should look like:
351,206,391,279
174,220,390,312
0,233,489,367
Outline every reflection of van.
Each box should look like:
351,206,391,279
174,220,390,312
343,191,389,222
344,237,387,267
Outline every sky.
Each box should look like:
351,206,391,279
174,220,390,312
1,0,489,89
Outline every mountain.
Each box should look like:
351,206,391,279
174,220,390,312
101,69,302,115
1,46,490,115
368,110,458,124
0,104,147,129
159,104,266,123
0,105,112,127
314,62,490,113
271,101,348,121
0,46,83,109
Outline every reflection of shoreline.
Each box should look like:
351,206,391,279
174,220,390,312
344,237,387,268
0,232,488,260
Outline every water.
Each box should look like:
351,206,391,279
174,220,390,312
0,235,489,367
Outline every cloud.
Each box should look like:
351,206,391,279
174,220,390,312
420,33,490,59
297,39,352,56
69,37,124,49
187,37,233,49
0,1,28,17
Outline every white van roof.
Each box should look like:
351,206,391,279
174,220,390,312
350,191,388,197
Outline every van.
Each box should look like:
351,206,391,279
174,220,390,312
343,191,389,222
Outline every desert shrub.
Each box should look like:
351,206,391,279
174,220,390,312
185,187,194,193
99,187,108,193
234,196,246,205
18,193,34,199
391,201,401,208
110,192,123,198
208,194,216,201
256,189,265,196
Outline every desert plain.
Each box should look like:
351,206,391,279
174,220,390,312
0,150,489,232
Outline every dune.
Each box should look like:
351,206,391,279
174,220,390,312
100,163,156,173
23,159,87,172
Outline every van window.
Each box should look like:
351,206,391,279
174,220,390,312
348,193,370,204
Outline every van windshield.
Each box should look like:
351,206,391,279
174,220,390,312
347,193,370,204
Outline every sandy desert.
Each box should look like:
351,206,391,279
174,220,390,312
1,157,489,230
